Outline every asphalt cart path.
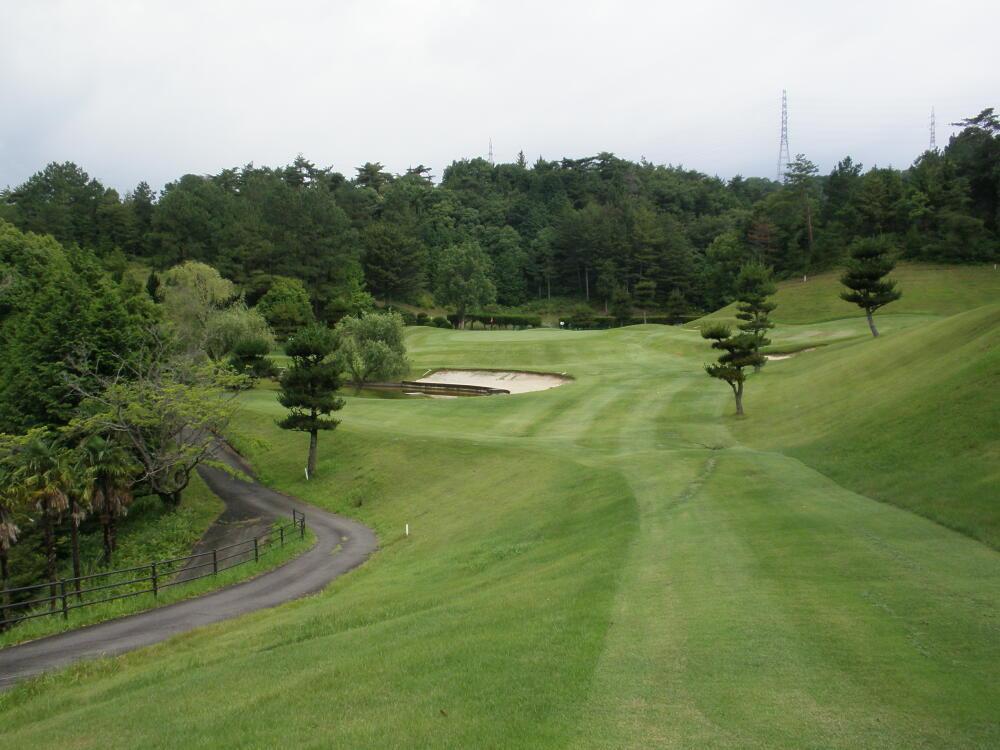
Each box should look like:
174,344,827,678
0,444,376,690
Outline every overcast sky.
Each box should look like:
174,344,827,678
2,0,997,193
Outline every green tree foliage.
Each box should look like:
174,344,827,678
360,222,425,301
664,287,689,324
435,241,497,328
840,237,902,337
68,351,243,506
733,263,777,363
277,326,344,477
0,221,156,432
0,443,20,619
10,431,72,603
76,435,137,566
783,154,820,261
158,261,274,360
229,338,279,386
634,279,656,323
201,302,274,361
335,312,409,389
610,286,633,326
701,324,765,416
4,109,996,320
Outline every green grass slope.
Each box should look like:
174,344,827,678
3,319,998,747
736,303,1000,548
700,262,1000,325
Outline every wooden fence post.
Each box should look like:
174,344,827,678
151,562,158,599
212,549,218,576
60,580,69,620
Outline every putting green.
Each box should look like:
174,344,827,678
3,288,998,747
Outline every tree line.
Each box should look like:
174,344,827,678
2,109,995,323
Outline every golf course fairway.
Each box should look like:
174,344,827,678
2,270,998,748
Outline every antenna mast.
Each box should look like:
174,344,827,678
929,107,937,150
776,89,791,182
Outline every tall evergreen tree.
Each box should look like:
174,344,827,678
784,154,820,262
634,279,656,323
277,325,344,477
840,237,902,337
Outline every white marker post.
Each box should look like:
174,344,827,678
405,523,409,537
304,467,310,481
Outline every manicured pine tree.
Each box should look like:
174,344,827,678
277,325,344,478
840,237,902,337
733,263,777,370
701,324,765,416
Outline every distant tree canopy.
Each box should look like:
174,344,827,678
2,108,996,319
0,220,156,433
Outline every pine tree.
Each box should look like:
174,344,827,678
664,287,688,324
277,326,344,477
840,237,901,337
701,324,765,416
634,279,656,323
733,263,776,370
610,286,632,326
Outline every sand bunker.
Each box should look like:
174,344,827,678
416,369,570,394
766,347,816,361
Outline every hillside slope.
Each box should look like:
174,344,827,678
736,304,1000,547
700,263,1000,325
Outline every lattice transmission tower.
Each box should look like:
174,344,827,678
776,89,791,182
488,138,494,166
929,107,937,150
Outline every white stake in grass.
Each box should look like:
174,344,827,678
304,467,310,481
405,523,409,537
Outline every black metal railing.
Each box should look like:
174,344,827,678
0,510,306,629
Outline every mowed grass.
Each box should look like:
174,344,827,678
3,278,999,747
735,304,1000,548
701,262,1000,325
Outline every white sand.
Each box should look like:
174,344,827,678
766,347,816,361
416,369,570,394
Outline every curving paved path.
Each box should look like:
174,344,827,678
0,444,377,691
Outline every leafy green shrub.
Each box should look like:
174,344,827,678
416,312,430,326
432,316,453,329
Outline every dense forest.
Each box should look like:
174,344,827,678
1,109,997,321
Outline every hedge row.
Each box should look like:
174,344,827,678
563,313,700,329
446,313,543,329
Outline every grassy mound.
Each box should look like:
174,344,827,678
736,303,1000,547
700,262,1000,325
